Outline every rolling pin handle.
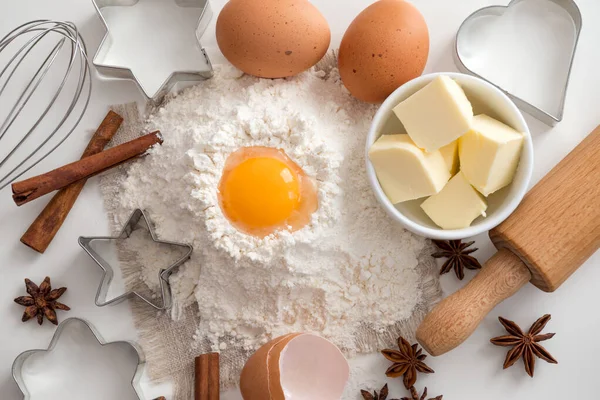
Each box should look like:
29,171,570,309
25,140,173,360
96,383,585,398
416,248,532,356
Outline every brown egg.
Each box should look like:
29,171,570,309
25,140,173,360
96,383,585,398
338,0,429,103
216,0,331,78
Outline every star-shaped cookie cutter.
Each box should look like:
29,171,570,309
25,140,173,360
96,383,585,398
13,318,146,400
79,209,193,310
91,0,214,101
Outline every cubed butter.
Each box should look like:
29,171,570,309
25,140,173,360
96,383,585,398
459,114,524,196
439,140,459,175
421,171,487,229
369,134,450,204
392,75,473,152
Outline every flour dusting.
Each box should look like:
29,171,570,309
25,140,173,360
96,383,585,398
115,65,429,355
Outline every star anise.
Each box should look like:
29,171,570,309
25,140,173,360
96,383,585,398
361,384,399,400
14,277,70,325
381,336,434,389
490,314,557,377
401,386,442,400
431,239,481,280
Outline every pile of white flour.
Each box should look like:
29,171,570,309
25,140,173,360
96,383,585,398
117,65,430,354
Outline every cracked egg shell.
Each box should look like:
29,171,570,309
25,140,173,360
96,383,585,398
338,0,429,103
216,0,331,78
240,333,349,400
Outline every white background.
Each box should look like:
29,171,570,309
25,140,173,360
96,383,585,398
1,0,599,399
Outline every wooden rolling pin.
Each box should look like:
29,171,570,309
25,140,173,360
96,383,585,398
417,125,600,356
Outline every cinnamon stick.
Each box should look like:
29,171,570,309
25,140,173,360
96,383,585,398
195,353,220,400
20,110,123,253
12,131,163,206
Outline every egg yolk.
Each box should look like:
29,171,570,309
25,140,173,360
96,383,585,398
218,146,317,237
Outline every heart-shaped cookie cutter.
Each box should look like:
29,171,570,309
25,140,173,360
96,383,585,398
91,0,214,101
454,0,582,126
12,318,146,399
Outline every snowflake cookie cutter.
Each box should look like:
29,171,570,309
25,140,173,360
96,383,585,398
12,318,146,400
91,0,214,101
79,209,193,310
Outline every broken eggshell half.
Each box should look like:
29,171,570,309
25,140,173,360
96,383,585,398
240,333,349,399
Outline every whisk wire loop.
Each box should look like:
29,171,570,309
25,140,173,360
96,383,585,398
0,20,92,190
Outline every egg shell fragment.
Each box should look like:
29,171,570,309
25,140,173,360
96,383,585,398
338,0,429,102
239,333,350,400
216,0,331,78
268,334,301,398
240,334,300,400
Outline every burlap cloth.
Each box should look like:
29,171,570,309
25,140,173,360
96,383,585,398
99,52,443,399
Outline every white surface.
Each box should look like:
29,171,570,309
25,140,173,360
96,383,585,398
0,0,599,399
366,72,533,240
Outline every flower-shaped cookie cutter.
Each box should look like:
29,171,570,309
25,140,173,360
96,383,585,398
79,209,193,310
455,0,582,126
91,0,214,101
12,318,146,399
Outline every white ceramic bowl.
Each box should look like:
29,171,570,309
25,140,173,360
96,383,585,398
365,72,534,240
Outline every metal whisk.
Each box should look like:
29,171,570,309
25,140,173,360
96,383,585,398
0,20,92,190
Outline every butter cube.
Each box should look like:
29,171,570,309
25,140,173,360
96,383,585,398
393,75,473,152
459,114,524,196
421,171,487,229
439,141,459,175
369,134,450,204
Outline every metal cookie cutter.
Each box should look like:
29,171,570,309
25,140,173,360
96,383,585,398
455,0,582,126
79,209,193,310
13,318,146,399
91,0,214,101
